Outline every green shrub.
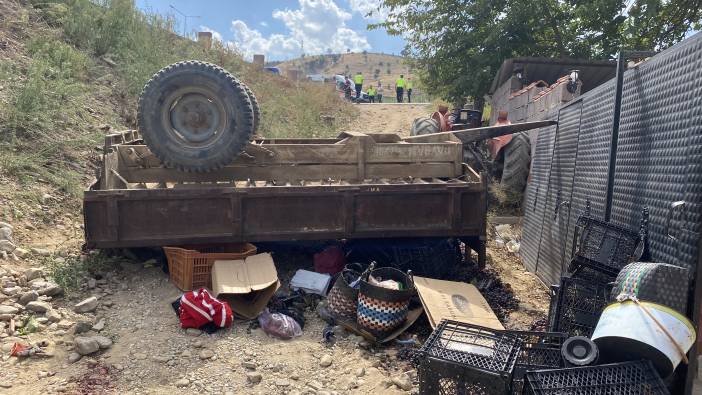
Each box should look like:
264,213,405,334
1,0,356,199
44,252,120,294
1,36,89,143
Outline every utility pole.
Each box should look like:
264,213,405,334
169,5,200,39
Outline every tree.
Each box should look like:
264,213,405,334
373,0,701,103
620,0,702,49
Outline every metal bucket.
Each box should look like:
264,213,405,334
592,300,696,377
357,267,415,338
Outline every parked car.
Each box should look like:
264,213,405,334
307,74,325,82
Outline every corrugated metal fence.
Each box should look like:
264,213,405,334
521,32,702,289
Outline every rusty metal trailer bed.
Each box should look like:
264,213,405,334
83,122,554,266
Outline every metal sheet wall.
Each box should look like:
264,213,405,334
536,102,583,282
562,81,617,269
609,35,702,276
521,32,702,286
568,81,616,221
521,119,558,273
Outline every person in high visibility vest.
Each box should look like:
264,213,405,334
406,78,413,103
376,82,384,103
395,74,405,103
367,85,377,103
353,72,364,99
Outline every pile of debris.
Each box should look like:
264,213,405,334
409,212,692,394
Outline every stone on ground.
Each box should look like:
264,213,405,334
74,296,98,313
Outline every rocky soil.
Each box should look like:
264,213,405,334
0,249,416,394
0,95,550,394
0,215,548,394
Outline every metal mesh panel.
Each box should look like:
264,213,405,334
537,102,583,284
610,34,702,278
524,360,670,395
521,116,559,274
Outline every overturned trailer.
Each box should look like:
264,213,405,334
83,122,554,267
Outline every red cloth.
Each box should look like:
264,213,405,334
179,288,233,329
313,246,346,275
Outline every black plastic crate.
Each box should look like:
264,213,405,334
569,264,617,286
568,215,643,278
504,330,568,395
416,320,521,394
524,360,670,395
345,238,462,279
548,277,611,337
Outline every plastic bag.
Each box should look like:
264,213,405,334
369,274,401,290
258,308,303,339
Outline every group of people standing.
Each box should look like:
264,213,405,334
393,74,413,103
344,72,415,103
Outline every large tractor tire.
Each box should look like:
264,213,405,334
410,117,440,136
137,61,254,172
500,132,531,194
242,82,260,134
463,144,485,173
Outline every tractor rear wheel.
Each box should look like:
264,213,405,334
410,117,440,136
500,132,531,194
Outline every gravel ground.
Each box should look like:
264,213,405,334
0,221,548,395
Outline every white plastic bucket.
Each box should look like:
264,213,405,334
592,301,695,377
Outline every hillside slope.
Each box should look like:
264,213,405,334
0,0,356,249
277,52,417,86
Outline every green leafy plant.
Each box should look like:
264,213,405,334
43,252,120,294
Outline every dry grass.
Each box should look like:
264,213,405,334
0,0,356,202
488,182,524,217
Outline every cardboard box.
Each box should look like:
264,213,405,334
414,276,504,330
211,253,279,320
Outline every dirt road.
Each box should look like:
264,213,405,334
341,103,432,136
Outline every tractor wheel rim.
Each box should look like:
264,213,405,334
163,87,227,147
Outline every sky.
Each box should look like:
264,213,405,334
135,0,405,61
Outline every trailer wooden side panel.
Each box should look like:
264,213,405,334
83,179,486,248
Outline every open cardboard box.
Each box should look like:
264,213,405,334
211,253,280,320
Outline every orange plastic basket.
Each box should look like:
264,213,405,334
163,243,257,291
